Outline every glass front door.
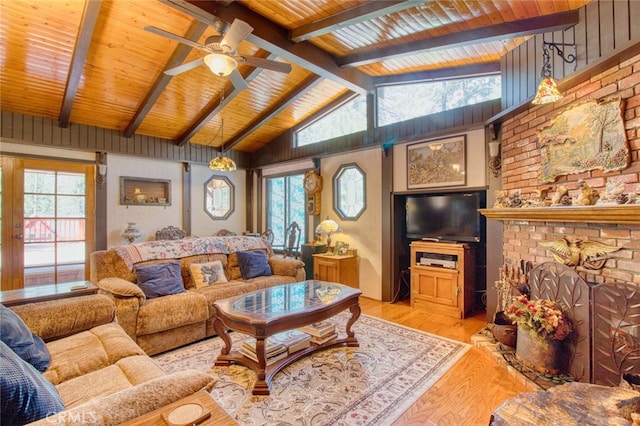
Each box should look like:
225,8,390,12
1,156,95,290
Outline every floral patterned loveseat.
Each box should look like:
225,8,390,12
90,236,305,355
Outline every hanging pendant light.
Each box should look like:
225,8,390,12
532,41,577,105
208,91,237,172
208,117,237,171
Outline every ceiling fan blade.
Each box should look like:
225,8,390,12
221,19,253,53
164,57,205,76
240,56,292,74
228,68,249,91
144,26,208,51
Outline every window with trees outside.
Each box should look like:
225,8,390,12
296,95,367,147
266,174,307,251
377,75,501,126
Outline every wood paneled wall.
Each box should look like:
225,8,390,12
2,99,501,169
501,0,640,109
0,111,250,167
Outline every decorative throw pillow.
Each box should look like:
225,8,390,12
0,341,65,425
134,261,185,299
189,261,228,288
0,304,51,372
237,250,272,280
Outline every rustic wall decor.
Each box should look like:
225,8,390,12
538,98,629,183
407,135,466,189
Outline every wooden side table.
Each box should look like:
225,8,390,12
0,281,98,307
121,390,236,425
313,252,359,288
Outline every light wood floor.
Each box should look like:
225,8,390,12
359,297,529,426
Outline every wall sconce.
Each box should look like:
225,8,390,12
96,152,107,188
532,41,577,105
488,141,501,177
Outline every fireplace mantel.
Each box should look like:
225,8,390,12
479,205,640,224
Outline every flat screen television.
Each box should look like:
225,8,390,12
405,191,485,242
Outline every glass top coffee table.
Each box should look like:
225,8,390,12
212,280,362,395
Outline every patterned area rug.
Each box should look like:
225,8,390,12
154,313,470,425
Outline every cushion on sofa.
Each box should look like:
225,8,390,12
136,292,209,336
237,250,273,279
0,341,65,425
31,370,215,426
44,323,146,386
189,260,228,288
0,304,51,372
134,261,185,299
55,355,166,408
227,249,269,280
0,305,51,371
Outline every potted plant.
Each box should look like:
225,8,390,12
505,295,574,374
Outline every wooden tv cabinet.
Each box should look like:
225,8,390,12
409,241,475,319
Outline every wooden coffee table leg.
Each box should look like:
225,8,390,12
212,316,233,365
252,337,271,395
345,302,361,347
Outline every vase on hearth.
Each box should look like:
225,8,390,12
515,325,568,375
490,311,517,349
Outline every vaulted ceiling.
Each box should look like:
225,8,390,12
0,0,590,153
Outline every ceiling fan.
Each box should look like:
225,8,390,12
144,19,292,90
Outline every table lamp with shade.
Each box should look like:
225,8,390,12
315,218,342,253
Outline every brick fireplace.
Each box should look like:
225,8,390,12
482,54,640,385
496,53,640,287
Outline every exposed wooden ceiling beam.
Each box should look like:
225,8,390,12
290,0,425,43
176,51,276,146
225,75,323,150
372,62,501,86
124,20,208,138
338,10,580,67
58,0,102,128
162,0,374,94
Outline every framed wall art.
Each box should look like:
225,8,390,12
407,135,466,189
537,98,629,183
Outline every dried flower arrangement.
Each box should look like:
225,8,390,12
505,295,573,342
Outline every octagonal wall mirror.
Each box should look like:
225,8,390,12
204,175,234,220
333,163,366,220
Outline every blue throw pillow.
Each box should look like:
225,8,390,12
237,250,272,280
135,261,185,299
0,304,51,372
0,341,65,425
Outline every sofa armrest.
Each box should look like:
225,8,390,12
30,370,215,425
96,278,144,340
10,295,116,342
98,277,146,304
269,257,305,280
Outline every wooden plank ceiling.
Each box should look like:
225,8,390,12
0,0,590,153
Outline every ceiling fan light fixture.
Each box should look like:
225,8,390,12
204,53,237,77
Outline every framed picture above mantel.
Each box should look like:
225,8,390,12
120,176,171,206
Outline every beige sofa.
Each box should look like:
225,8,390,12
8,294,215,425
90,235,305,355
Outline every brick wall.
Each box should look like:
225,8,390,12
501,54,640,286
